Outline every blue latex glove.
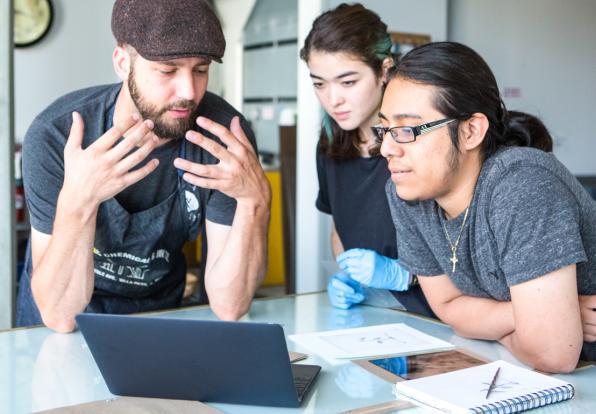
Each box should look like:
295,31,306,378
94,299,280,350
373,356,409,377
326,307,364,330
335,363,380,399
337,248,410,291
327,272,366,309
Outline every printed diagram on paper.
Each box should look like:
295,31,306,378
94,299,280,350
289,323,454,360
321,326,437,356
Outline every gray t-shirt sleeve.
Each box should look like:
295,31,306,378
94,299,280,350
203,116,256,226
22,117,67,235
490,164,587,286
385,180,444,276
205,190,236,225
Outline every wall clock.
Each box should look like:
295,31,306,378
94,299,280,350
14,0,54,48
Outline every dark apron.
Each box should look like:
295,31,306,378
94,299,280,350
16,141,202,327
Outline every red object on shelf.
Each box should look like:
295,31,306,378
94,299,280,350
15,149,25,223
16,186,25,223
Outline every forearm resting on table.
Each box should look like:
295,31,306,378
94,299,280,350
436,295,514,340
498,266,583,373
204,201,269,320
419,275,514,340
30,191,97,333
498,328,581,374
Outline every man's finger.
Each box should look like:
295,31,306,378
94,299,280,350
185,130,232,163
110,120,155,162
65,112,85,150
174,158,222,179
195,116,240,150
121,158,160,188
229,116,255,154
180,173,219,189
93,113,141,152
115,134,159,174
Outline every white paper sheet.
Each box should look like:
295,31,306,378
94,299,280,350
289,323,454,361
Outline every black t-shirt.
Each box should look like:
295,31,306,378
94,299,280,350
316,152,396,257
23,83,254,233
316,151,435,317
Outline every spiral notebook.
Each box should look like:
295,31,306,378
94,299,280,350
394,360,575,414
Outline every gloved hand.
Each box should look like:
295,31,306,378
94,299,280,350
326,307,364,330
373,356,409,377
327,272,366,309
335,363,381,399
337,248,410,291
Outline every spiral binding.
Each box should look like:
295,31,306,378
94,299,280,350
470,383,575,414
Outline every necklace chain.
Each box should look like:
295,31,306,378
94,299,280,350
441,206,470,273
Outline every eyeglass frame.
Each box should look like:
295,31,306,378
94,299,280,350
371,118,457,144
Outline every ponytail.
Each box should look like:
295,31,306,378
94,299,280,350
503,110,553,152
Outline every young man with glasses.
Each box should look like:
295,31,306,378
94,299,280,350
379,42,596,373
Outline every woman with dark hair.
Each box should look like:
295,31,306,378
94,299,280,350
300,3,433,317
378,41,596,372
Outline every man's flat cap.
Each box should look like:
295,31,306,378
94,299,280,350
111,0,225,62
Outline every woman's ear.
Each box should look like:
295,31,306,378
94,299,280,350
381,57,394,83
459,112,489,151
112,46,132,82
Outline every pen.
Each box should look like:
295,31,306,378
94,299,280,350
485,367,501,399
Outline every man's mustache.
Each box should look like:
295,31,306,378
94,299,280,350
158,100,197,116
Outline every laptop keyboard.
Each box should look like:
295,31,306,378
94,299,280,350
291,364,321,401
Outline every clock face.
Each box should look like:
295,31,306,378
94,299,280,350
14,0,53,47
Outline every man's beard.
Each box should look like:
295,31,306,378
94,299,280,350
128,70,198,139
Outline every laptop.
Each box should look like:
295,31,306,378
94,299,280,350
75,313,321,407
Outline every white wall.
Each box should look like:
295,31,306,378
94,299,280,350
214,0,257,110
14,0,116,142
295,0,325,293
449,0,596,175
327,0,448,41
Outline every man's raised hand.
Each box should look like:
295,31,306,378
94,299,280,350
62,111,160,208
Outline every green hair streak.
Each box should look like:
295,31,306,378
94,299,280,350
374,34,392,60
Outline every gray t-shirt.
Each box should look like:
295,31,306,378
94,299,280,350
386,147,595,298
23,83,256,234
387,147,596,359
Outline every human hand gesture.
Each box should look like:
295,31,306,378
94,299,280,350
337,248,410,291
174,116,271,209
327,272,365,309
62,111,159,208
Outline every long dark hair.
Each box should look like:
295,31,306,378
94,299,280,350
300,3,393,160
387,42,552,159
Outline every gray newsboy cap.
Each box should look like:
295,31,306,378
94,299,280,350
111,0,225,62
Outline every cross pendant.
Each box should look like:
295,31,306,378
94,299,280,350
450,249,458,273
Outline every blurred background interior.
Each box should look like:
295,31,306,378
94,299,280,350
1,0,595,329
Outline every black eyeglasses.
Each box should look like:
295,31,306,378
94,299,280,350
371,118,457,144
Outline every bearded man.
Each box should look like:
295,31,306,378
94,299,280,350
18,0,271,333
